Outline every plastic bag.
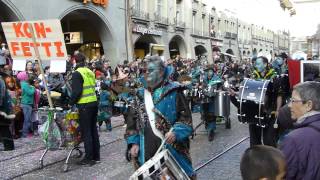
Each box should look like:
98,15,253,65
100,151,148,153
38,111,62,150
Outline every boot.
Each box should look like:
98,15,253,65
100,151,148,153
208,130,215,142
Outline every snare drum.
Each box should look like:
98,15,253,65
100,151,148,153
129,149,190,180
114,101,126,108
113,100,128,115
203,85,216,97
238,78,270,126
212,91,230,117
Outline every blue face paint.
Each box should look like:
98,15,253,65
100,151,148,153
146,62,164,89
276,57,283,65
255,58,266,72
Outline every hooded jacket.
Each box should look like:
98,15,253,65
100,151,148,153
280,113,320,180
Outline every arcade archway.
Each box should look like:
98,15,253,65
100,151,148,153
0,1,21,44
61,8,113,61
169,35,187,58
226,49,234,55
134,35,157,59
194,45,207,58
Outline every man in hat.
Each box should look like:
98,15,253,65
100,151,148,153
201,65,223,141
125,56,195,178
69,53,100,166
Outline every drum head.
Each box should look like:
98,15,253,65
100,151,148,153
239,79,270,104
238,79,270,125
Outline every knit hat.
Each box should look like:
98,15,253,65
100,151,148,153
17,71,28,81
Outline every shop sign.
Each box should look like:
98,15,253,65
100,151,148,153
211,40,223,47
1,19,67,72
133,25,162,36
64,32,83,44
83,0,108,8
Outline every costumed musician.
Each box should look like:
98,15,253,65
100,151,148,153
125,56,196,179
200,65,223,141
229,56,284,147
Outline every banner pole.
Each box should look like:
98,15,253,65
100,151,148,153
28,23,54,108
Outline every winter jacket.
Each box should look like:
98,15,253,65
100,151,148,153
280,113,320,180
20,81,35,105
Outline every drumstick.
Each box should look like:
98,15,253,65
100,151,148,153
155,128,173,155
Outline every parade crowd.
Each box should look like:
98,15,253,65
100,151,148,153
0,42,320,180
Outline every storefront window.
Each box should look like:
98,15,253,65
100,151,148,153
79,42,103,61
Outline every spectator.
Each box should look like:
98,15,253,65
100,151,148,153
280,81,320,180
25,61,35,80
33,60,41,76
17,71,35,138
31,78,41,136
0,74,14,150
5,76,22,139
240,145,286,180
0,45,6,66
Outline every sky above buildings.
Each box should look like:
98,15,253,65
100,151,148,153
205,0,320,37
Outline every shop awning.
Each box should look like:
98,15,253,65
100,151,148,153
221,52,236,58
151,44,165,51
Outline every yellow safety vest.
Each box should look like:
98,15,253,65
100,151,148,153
76,67,97,104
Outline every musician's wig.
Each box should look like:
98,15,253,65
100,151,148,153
293,81,320,111
240,145,286,180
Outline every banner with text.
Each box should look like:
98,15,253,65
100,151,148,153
1,19,67,72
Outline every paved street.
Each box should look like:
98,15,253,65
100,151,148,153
0,105,250,180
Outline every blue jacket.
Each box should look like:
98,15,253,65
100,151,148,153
280,113,320,180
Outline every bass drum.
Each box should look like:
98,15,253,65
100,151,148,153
212,91,230,117
238,78,270,127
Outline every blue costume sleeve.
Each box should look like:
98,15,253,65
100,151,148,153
126,134,140,145
173,123,193,142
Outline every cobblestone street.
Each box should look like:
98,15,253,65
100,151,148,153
1,105,250,180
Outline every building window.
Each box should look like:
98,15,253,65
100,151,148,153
157,0,162,17
176,0,182,23
134,0,140,11
202,15,204,36
192,12,196,34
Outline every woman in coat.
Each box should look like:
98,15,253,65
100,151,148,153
280,81,320,180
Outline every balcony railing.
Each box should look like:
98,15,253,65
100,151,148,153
154,13,169,25
225,32,231,38
231,33,237,39
192,29,209,37
131,8,150,21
